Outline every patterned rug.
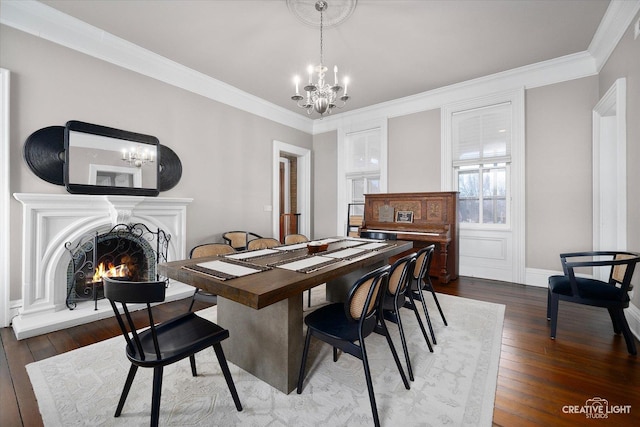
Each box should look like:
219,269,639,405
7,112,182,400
27,291,504,426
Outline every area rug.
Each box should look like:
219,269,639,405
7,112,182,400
27,291,504,426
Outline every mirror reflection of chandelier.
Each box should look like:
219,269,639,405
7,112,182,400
291,0,350,118
121,146,154,167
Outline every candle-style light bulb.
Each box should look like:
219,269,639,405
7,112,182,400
344,77,349,95
334,66,338,85
294,75,300,95
307,65,313,84
121,149,126,160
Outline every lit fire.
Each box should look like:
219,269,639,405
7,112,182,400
93,262,129,282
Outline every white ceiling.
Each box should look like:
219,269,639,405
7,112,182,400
40,0,611,117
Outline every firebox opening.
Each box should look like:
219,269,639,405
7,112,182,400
65,223,169,310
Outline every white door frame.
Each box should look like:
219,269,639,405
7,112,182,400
272,141,311,239
592,78,627,280
1,69,10,327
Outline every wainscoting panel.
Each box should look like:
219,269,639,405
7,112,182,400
459,229,514,283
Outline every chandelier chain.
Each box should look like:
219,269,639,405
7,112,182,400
319,6,324,65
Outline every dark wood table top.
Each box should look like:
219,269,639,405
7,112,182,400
158,238,412,310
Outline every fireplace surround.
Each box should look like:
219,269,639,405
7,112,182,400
12,193,194,339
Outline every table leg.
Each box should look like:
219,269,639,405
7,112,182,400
217,293,303,394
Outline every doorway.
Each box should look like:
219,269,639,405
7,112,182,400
272,141,311,240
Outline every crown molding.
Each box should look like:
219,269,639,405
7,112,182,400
312,51,597,134
2,0,636,136
0,0,314,134
588,0,640,71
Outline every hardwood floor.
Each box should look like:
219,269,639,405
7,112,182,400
2,277,639,426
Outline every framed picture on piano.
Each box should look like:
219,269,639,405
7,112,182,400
396,210,414,223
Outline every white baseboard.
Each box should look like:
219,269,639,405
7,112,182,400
625,303,640,343
524,268,561,288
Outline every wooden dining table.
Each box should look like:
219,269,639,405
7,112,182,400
158,237,412,393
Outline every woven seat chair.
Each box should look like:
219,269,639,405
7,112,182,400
188,243,236,311
103,277,242,426
379,252,433,382
284,233,309,245
223,231,262,251
247,237,280,251
297,265,410,427
408,244,448,344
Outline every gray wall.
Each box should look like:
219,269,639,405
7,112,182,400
312,131,338,238
388,109,441,193
525,77,599,270
1,25,312,299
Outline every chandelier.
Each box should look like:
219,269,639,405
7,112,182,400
121,146,154,168
291,0,349,118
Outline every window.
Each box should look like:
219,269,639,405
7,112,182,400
452,103,512,226
345,128,381,207
458,163,507,224
337,121,387,236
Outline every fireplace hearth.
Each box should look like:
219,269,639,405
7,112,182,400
65,223,170,310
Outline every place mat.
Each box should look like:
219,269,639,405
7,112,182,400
276,255,339,273
315,238,341,244
225,248,280,260
323,247,369,260
182,260,262,281
356,242,390,250
338,239,369,247
274,242,309,251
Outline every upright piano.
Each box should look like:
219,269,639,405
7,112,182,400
359,192,459,283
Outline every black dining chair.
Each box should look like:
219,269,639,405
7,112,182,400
547,251,640,355
297,265,410,427
103,277,242,426
188,243,236,311
409,244,448,344
379,252,433,382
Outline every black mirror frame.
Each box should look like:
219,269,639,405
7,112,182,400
64,120,160,196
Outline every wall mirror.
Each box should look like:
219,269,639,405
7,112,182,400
64,121,160,196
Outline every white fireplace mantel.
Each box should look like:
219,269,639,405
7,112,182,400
12,193,195,339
